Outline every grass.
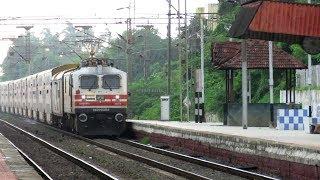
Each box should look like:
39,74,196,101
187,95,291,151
139,136,150,145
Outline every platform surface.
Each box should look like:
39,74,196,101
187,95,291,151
0,133,42,180
128,120,320,150
128,120,320,178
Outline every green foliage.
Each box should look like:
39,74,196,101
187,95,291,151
129,72,166,120
140,136,150,145
1,0,319,122
102,28,169,80
0,23,96,81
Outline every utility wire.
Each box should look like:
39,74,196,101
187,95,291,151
9,46,26,61
59,41,83,61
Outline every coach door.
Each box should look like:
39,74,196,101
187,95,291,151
69,74,73,111
52,79,63,116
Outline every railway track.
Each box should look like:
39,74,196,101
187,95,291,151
8,117,278,180
32,122,212,179
0,120,117,180
0,116,279,180
6,138,53,180
117,139,278,180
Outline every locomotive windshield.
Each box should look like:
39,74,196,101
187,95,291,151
102,75,121,89
80,75,98,89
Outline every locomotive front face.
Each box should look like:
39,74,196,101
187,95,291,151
72,66,127,136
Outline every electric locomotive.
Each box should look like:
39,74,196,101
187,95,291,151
0,57,128,136
52,58,128,136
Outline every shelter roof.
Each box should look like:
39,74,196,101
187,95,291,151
229,1,320,45
212,40,307,70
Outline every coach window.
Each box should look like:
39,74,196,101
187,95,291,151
64,77,67,93
102,75,121,89
80,75,98,89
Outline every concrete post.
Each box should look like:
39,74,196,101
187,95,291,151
308,0,312,119
241,40,248,129
269,41,274,127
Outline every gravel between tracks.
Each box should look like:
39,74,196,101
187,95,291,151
132,133,280,178
95,138,243,180
0,113,184,180
0,122,99,180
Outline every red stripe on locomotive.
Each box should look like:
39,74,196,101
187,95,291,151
75,101,127,107
74,94,128,100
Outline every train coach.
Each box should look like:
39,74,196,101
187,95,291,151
0,58,128,136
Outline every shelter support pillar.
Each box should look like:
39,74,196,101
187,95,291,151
268,41,274,126
290,69,292,103
226,70,234,103
241,40,248,129
248,70,251,103
293,69,296,103
308,54,312,117
228,70,234,103
307,0,313,118
285,69,288,104
225,70,229,103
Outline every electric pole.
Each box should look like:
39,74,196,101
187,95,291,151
137,25,153,80
116,4,132,83
167,0,172,95
126,18,133,83
178,0,183,121
200,9,205,122
17,26,33,75
185,0,190,122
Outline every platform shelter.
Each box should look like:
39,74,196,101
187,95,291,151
212,40,307,127
229,0,320,55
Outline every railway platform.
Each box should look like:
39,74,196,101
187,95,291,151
127,120,320,179
0,133,42,180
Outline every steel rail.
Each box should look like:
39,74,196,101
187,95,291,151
12,119,211,180
1,116,278,180
82,140,211,180
5,135,53,180
0,120,118,180
117,139,279,180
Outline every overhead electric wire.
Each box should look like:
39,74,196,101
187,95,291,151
9,46,26,61
0,15,198,21
0,13,208,27
73,27,106,43
59,41,83,61
0,22,189,26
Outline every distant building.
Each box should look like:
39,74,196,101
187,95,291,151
208,3,219,31
196,4,219,31
196,7,205,14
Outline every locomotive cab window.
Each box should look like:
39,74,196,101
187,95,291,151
102,75,121,89
80,75,98,89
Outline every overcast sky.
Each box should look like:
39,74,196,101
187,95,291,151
0,0,218,64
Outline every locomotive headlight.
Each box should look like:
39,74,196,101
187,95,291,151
78,113,88,122
115,113,124,122
115,95,120,99
81,95,86,99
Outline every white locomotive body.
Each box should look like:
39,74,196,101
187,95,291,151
0,58,127,136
